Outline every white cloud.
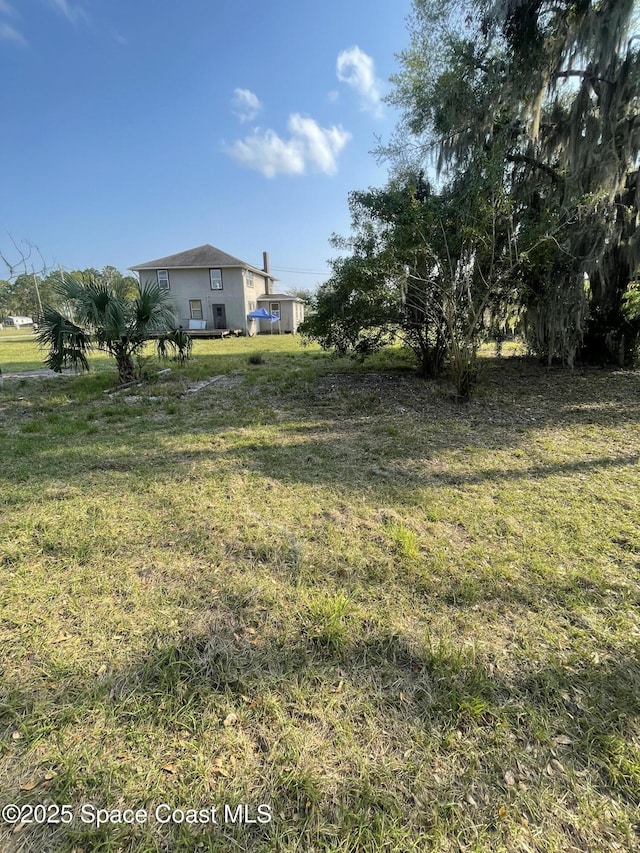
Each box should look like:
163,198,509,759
225,113,351,179
231,88,263,122
0,21,25,44
47,0,87,25
0,1,25,45
336,46,383,117
227,129,305,178
288,114,350,174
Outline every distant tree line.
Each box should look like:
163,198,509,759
0,266,139,320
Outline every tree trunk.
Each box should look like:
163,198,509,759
583,259,635,366
115,351,136,385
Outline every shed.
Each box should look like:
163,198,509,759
255,294,305,334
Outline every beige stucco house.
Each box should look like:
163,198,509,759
130,244,305,335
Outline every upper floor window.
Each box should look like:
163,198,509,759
246,270,254,288
157,269,170,290
210,268,223,290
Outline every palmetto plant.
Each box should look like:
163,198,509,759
156,327,193,363
37,274,176,384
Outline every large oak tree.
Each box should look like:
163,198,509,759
386,0,640,363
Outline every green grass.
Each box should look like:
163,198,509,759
0,331,45,373
0,330,119,375
0,336,639,851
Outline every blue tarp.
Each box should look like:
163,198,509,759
247,308,278,322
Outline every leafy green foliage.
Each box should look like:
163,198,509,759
37,274,176,384
385,0,640,365
622,280,640,322
285,286,315,307
157,327,193,363
304,163,531,397
0,274,44,318
36,306,92,373
300,251,400,360
0,266,140,320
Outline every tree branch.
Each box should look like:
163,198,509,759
505,153,563,183
553,69,614,85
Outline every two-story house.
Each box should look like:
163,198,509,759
129,244,304,335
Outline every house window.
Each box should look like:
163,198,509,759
270,302,281,318
210,268,223,290
248,301,256,312
246,270,254,288
189,299,203,320
157,269,170,290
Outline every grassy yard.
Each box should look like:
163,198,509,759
0,335,639,852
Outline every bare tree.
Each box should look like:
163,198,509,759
0,236,49,316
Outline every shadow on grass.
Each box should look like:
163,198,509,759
5,432,638,514
3,359,640,499
1,356,639,850
2,602,639,850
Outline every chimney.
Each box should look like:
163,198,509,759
263,251,271,295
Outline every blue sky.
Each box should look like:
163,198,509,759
0,0,414,291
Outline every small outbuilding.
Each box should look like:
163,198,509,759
255,293,305,334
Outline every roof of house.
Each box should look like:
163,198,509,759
257,293,305,302
130,244,274,278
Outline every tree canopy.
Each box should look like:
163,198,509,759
0,265,140,321
305,1,640,384
386,0,640,364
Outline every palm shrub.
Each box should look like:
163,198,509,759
37,306,92,374
37,273,176,384
157,327,193,363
